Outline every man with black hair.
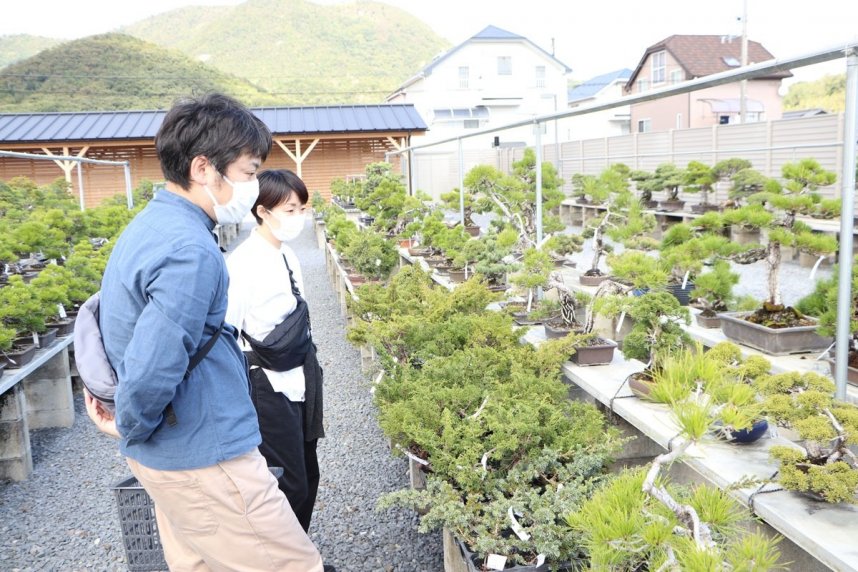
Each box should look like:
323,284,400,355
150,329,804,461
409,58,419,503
85,93,328,571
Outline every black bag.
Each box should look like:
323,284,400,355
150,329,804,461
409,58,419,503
241,254,312,372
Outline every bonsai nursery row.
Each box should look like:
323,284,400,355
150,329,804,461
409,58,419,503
317,157,858,570
0,177,153,372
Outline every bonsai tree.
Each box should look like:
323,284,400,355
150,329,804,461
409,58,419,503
605,250,668,290
29,265,75,324
605,200,658,250
0,275,46,336
756,372,858,503
683,160,718,211
343,230,399,281
780,158,837,216
543,232,583,266
633,163,686,206
11,219,66,259
570,468,784,571
721,203,774,234
464,149,565,250
310,190,327,219
690,260,740,317
713,157,752,206
510,247,553,312
440,187,478,227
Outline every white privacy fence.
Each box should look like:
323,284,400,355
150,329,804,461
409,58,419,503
410,112,847,202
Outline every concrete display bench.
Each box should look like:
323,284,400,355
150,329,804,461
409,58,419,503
0,335,75,481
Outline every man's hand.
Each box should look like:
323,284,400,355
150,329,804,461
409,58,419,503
83,388,121,439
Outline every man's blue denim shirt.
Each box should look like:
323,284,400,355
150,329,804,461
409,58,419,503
100,190,261,470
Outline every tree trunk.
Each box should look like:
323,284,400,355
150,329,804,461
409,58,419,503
766,241,782,306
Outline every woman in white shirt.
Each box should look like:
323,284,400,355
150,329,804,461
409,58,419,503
226,169,324,532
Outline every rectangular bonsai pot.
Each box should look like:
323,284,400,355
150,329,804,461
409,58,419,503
570,337,617,366
717,312,833,356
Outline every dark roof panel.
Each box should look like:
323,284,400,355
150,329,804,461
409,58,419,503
0,105,426,144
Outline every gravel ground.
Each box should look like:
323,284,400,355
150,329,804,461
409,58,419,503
0,216,443,572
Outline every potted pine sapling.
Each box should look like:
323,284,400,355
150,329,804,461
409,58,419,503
569,468,785,571
431,223,473,274
509,247,553,319
756,372,858,503
648,163,687,212
712,157,752,207
724,164,769,208
343,230,399,285
0,275,45,368
543,233,583,268
689,260,739,328
605,200,659,251
719,174,837,355
464,149,566,249
311,190,327,220
683,160,720,213
440,188,481,236
540,271,620,365
630,168,659,209
579,208,624,286
659,227,742,306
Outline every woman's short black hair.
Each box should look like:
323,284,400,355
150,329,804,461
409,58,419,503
155,93,272,189
252,170,309,224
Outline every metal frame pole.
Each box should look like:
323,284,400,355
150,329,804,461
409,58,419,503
458,138,465,226
123,162,133,209
76,161,85,211
534,122,543,245
834,48,858,401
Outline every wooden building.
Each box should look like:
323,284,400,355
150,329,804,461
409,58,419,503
0,105,427,207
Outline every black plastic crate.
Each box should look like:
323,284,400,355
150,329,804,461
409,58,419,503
111,476,168,572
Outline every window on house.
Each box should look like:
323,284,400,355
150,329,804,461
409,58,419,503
535,66,546,88
637,79,650,93
670,69,682,84
638,119,651,133
676,113,683,129
459,66,469,89
723,56,741,67
497,56,512,76
719,115,731,125
464,119,480,129
651,50,666,84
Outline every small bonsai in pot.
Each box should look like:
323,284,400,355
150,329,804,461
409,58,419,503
0,274,46,341
605,200,658,249
755,371,858,503
543,233,583,267
643,163,686,211
612,290,691,369
510,247,553,313
724,165,770,206
579,209,621,285
712,157,752,206
344,230,399,282
30,264,76,335
689,260,739,328
683,160,719,213
310,190,327,220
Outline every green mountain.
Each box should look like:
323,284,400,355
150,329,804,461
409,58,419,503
0,34,62,69
0,33,281,112
783,74,846,113
121,0,450,104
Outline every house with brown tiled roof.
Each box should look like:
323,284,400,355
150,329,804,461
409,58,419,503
624,35,792,133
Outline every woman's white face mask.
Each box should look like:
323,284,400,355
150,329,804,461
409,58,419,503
265,208,305,242
204,174,260,225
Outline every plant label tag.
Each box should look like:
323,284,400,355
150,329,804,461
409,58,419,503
33,332,39,347
58,304,67,319
536,555,546,566
616,310,627,334
507,507,531,541
681,270,690,289
486,554,507,570
49,258,57,265
809,256,825,280
373,371,384,385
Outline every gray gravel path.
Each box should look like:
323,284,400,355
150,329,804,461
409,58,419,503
0,216,443,572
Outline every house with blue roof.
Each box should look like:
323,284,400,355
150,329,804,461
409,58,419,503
386,25,571,150
559,68,632,140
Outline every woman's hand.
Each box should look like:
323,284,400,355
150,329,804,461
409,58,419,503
83,388,121,439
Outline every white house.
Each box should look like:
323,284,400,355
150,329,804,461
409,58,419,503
558,68,632,140
386,25,571,151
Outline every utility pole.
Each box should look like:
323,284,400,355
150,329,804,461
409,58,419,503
739,0,749,123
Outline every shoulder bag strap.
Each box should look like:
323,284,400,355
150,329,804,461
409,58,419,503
281,253,302,299
165,322,224,427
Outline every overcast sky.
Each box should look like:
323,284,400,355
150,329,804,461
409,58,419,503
1,0,856,85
